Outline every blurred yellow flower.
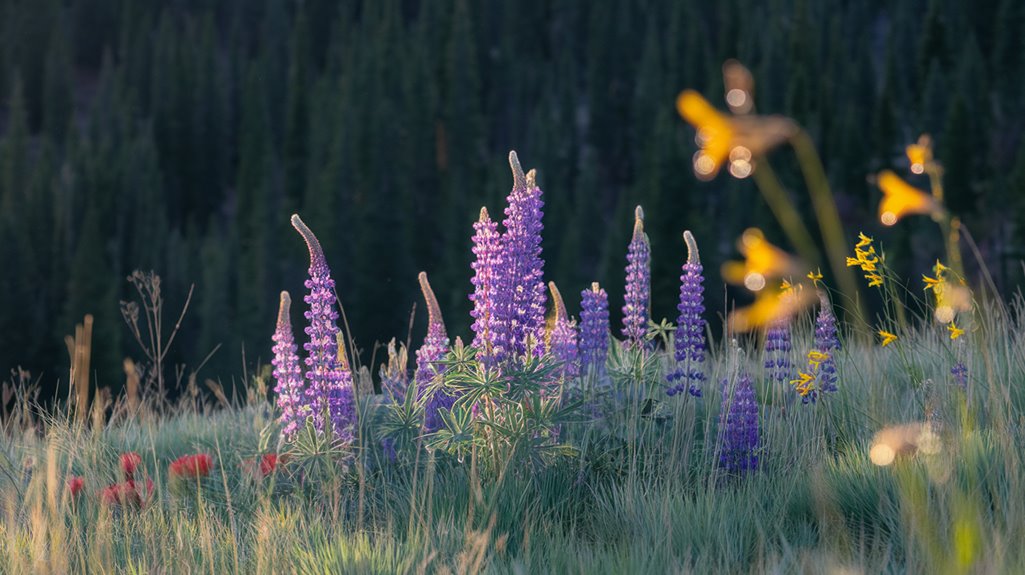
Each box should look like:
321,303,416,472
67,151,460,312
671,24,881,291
728,283,816,332
906,135,933,175
878,330,898,347
676,90,797,181
877,170,940,226
722,228,801,291
948,322,964,340
924,260,971,324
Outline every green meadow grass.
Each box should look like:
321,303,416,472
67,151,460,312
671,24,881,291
3,300,1025,574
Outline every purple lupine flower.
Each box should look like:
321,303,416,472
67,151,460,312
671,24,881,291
579,282,610,378
272,291,307,439
667,231,706,397
547,282,579,380
718,372,759,474
415,272,452,432
951,360,968,390
495,151,547,361
470,206,503,365
621,206,651,347
814,291,839,394
763,320,793,385
291,214,355,442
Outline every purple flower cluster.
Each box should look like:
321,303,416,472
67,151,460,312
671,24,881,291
415,272,453,432
547,282,579,380
621,206,650,347
667,231,706,397
492,152,547,362
814,291,839,394
470,207,502,364
951,361,968,390
579,283,610,378
271,291,306,439
718,373,759,473
289,215,355,442
763,320,793,385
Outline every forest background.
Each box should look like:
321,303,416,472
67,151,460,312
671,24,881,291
0,0,1019,399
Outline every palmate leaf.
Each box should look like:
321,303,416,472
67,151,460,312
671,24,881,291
425,405,480,460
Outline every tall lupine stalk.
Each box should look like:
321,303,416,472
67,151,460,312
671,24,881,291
622,206,651,347
272,291,306,439
495,151,547,361
718,372,759,474
547,282,579,380
763,319,793,385
415,272,452,432
470,207,502,365
667,231,706,397
291,214,355,442
814,290,839,395
580,283,610,379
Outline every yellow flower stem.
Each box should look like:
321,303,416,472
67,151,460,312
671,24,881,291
926,163,965,277
789,129,868,333
749,159,821,268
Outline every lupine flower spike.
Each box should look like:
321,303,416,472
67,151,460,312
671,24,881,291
291,214,355,442
814,291,839,395
496,152,547,361
719,371,759,474
667,231,706,397
547,282,579,380
470,207,502,365
415,272,452,432
579,283,610,379
272,291,306,439
622,206,651,347
763,318,793,386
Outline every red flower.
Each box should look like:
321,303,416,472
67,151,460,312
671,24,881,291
169,453,213,480
259,454,280,476
67,476,85,497
100,478,153,508
243,453,289,479
120,452,142,479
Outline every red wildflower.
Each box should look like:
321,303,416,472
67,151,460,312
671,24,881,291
120,452,142,479
100,478,153,508
258,454,280,476
168,453,213,480
67,476,85,497
242,453,289,479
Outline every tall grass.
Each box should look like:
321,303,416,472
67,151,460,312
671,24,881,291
4,295,1025,574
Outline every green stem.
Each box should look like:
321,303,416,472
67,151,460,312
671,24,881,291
750,161,821,268
789,130,868,333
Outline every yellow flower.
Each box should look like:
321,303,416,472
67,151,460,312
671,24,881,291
877,170,940,226
948,322,965,340
848,232,885,287
791,372,815,398
878,330,898,347
676,90,797,181
922,275,941,291
806,269,823,283
722,228,800,291
728,283,816,332
906,135,933,175
807,350,830,368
